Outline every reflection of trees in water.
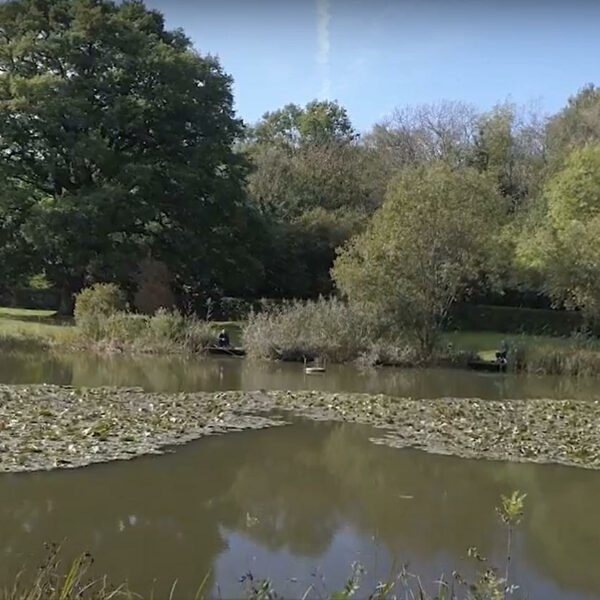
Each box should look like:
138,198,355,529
504,463,600,596
222,421,600,598
221,423,346,556
3,348,600,400
0,440,241,597
68,354,243,392
0,351,73,385
1,419,600,598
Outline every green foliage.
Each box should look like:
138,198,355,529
471,103,546,205
74,284,127,321
246,99,384,298
516,144,600,319
0,543,136,600
249,100,357,147
74,283,126,340
497,491,526,527
333,163,506,355
546,83,600,168
0,0,256,304
74,285,215,352
73,283,124,341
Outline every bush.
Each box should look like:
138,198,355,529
146,308,186,343
181,319,216,352
74,290,217,354
511,340,600,376
243,297,461,366
103,313,149,344
74,284,126,321
74,284,128,341
243,297,373,363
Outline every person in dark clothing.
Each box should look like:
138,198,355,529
217,329,230,348
495,350,508,365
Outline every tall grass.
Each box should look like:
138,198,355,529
73,284,216,354
243,297,473,367
76,308,216,354
508,334,600,376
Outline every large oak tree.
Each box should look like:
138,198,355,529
0,0,260,311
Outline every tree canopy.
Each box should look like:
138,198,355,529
0,0,259,310
248,100,357,148
333,163,505,352
516,144,600,319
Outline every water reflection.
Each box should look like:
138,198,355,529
0,421,599,599
1,349,600,400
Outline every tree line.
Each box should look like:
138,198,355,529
1,0,600,330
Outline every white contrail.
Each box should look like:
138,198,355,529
316,0,331,98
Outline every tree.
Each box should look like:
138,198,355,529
516,144,600,320
363,101,478,171
332,163,505,354
0,0,257,312
248,100,357,148
471,103,547,207
246,100,380,298
546,84,600,168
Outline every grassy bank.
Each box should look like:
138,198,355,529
0,306,241,354
3,303,600,377
0,307,75,346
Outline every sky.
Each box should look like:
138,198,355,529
145,0,600,132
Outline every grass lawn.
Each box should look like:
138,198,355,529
0,308,244,347
0,307,76,343
443,330,575,360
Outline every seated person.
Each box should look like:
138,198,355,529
217,329,230,348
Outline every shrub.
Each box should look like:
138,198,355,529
74,284,127,320
181,318,216,352
502,332,600,376
74,284,128,340
243,297,375,363
146,308,186,343
103,313,149,345
243,297,452,366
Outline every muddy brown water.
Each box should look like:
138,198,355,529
1,350,600,599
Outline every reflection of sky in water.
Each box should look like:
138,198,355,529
215,526,596,600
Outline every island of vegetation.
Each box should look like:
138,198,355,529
2,384,599,474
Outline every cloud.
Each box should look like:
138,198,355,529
316,0,331,98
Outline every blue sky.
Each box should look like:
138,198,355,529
146,0,600,132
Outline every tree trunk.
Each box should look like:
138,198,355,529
58,285,74,316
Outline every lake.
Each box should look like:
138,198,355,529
0,349,599,599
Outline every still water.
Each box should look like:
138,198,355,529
1,350,600,599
